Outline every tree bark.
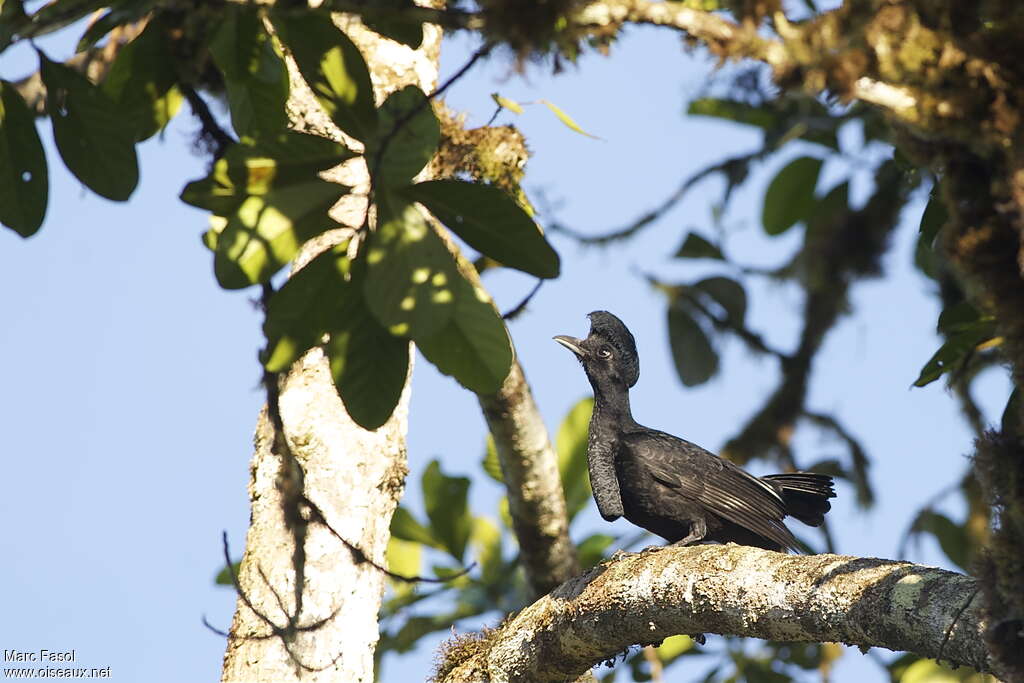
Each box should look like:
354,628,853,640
437,545,996,682
479,363,580,598
220,14,442,683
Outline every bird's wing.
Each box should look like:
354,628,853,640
622,430,798,550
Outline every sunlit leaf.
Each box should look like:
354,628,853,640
762,156,823,236
482,436,503,483
416,269,513,393
363,195,459,337
209,6,288,138
181,132,353,213
471,516,503,584
0,80,47,236
402,179,559,278
491,92,523,114
539,99,600,139
271,9,376,141
422,460,472,562
556,397,593,520
667,305,718,386
39,50,138,201
390,506,443,549
674,233,723,260
211,179,344,289
386,537,421,590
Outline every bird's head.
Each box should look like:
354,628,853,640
554,310,640,388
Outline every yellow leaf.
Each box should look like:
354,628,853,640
539,99,601,139
490,92,524,114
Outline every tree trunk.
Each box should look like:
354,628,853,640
220,14,442,683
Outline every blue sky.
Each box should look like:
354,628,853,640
0,19,1007,683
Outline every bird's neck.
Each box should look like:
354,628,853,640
589,378,636,432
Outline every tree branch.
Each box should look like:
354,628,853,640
478,363,580,597
437,545,997,682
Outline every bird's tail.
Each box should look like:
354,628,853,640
762,473,836,527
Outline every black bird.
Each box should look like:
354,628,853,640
554,311,835,552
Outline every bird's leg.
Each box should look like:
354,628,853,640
668,517,707,548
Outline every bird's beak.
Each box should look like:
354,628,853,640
553,335,586,358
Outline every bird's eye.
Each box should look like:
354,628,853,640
598,347,612,359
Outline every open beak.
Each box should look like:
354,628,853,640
553,335,586,358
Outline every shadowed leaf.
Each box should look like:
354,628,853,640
39,51,138,201
0,80,47,236
762,156,822,236
668,305,718,386
402,179,559,278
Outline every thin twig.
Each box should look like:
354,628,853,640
502,280,543,320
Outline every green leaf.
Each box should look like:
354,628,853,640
540,99,600,139
912,511,968,570
899,659,966,683
556,397,594,520
0,0,29,52
913,319,997,387
0,80,47,236
422,460,472,562
577,533,614,569
327,292,409,430
674,232,724,260
214,560,242,586
211,179,344,289
390,506,444,549
209,6,289,138
688,97,778,130
481,436,503,483
806,180,849,236
364,195,459,337
262,244,350,372
657,635,695,662
100,14,182,141
76,1,157,52
471,516,503,584
415,269,513,393
919,191,949,243
667,305,718,387
694,276,746,325
271,10,376,141
39,51,138,201
1001,388,1020,436
386,537,421,588
181,132,354,213
937,301,982,335
362,0,423,48
761,156,823,236
491,92,523,114
370,85,439,185
401,180,559,278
